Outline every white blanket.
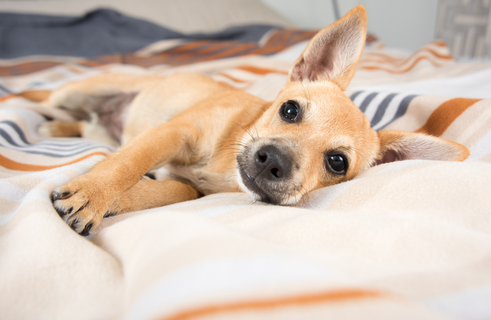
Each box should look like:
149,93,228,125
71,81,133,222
1,37,491,320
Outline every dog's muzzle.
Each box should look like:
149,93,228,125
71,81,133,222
254,145,292,181
237,144,295,204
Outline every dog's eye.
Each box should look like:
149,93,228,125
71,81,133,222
280,100,300,123
326,154,348,175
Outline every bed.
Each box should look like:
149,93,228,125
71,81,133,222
1,2,491,320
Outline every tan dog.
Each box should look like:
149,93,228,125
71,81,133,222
40,5,469,236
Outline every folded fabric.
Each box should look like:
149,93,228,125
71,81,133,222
0,9,278,59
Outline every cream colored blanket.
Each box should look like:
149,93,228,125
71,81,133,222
1,35,491,320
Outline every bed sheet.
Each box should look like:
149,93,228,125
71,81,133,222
1,10,491,320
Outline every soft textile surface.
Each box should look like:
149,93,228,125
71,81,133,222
0,0,292,34
0,9,277,59
1,12,491,320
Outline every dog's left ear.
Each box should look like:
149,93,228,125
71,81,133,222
377,130,470,164
288,5,367,90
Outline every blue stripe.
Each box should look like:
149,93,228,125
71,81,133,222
0,83,12,95
0,143,106,157
0,120,108,148
0,120,29,145
370,93,397,128
358,92,378,113
349,91,362,101
378,94,417,130
0,120,113,157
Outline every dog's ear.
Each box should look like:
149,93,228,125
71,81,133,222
377,130,470,164
288,5,367,90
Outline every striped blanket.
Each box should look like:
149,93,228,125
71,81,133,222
1,18,491,320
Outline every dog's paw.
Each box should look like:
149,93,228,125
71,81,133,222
38,121,59,137
38,121,82,138
51,176,115,236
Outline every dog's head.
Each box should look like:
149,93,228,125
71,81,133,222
236,5,469,205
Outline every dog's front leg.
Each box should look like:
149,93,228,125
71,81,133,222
105,177,200,217
52,122,199,235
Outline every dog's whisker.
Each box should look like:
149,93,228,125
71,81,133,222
216,145,242,152
215,147,244,154
221,142,247,148
231,121,256,142
220,153,242,160
215,147,243,156
215,141,247,154
241,107,261,140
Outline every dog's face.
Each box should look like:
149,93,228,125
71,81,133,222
237,80,379,205
236,5,469,205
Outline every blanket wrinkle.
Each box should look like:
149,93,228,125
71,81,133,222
0,9,279,59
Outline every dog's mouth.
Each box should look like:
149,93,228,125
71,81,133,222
238,166,277,204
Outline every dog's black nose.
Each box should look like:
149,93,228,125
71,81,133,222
254,145,292,181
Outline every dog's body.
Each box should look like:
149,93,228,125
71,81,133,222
40,6,470,235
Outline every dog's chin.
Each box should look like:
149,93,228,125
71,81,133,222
237,167,299,205
237,167,275,204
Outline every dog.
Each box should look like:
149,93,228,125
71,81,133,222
39,5,470,236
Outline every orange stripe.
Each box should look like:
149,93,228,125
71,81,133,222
411,47,453,60
0,90,51,102
362,45,453,64
177,41,233,56
362,49,452,66
237,65,288,75
432,40,448,47
0,61,63,76
360,52,407,64
359,46,453,73
165,40,215,54
271,29,291,47
129,40,224,62
126,30,318,68
0,152,107,172
153,41,234,62
280,29,317,46
121,29,317,68
17,90,51,102
124,41,244,67
177,42,256,62
262,29,281,47
0,94,15,102
216,73,249,83
158,289,384,320
79,60,107,67
64,65,86,74
416,98,481,136
359,55,448,74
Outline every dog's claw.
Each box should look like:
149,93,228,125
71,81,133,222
104,212,116,218
52,190,71,201
79,223,93,236
69,217,80,229
54,206,68,217
50,178,108,236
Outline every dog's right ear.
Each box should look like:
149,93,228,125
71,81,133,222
377,130,470,164
288,5,367,90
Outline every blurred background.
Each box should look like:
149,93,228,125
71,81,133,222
0,0,490,59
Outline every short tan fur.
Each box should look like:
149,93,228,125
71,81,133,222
40,6,469,235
